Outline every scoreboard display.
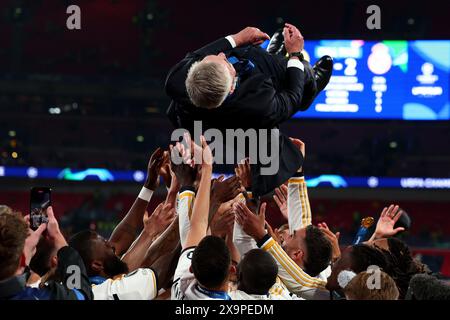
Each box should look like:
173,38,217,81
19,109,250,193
295,40,450,120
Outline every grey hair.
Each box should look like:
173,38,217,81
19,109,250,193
185,61,232,109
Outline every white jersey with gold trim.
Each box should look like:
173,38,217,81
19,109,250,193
92,268,158,300
229,277,302,300
177,189,195,248
260,237,330,300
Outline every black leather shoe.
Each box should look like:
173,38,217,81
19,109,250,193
312,55,333,92
298,56,333,111
298,62,318,111
266,28,287,56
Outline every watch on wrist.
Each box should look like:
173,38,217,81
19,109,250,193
289,51,304,61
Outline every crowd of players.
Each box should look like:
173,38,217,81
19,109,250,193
1,135,449,300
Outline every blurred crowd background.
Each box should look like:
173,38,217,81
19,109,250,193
0,0,449,276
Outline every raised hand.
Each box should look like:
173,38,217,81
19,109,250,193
273,184,288,220
265,220,280,244
170,142,199,188
45,206,68,251
234,201,267,241
211,175,243,204
232,26,270,47
23,223,47,266
235,158,252,190
184,136,213,248
289,137,305,172
201,135,213,166
371,204,405,240
318,222,341,262
159,150,172,188
143,202,176,238
210,208,235,238
23,214,31,228
145,147,165,191
283,23,304,54
289,137,305,158
163,153,180,206
176,132,213,167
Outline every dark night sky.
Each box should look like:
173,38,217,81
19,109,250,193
0,0,449,76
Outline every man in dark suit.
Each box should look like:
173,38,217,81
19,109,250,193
165,23,332,196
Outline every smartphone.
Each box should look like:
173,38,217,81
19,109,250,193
30,187,51,230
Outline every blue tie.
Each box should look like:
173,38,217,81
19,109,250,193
227,56,255,77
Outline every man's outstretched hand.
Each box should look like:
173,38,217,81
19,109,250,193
318,222,341,262
210,208,235,238
211,175,243,204
370,204,406,241
159,151,172,189
23,206,67,265
273,184,288,221
284,23,304,54
23,222,47,266
170,142,199,188
235,158,252,190
45,206,68,251
143,202,176,239
235,201,267,241
145,147,165,191
290,137,305,172
232,27,270,47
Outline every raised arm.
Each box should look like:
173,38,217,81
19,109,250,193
235,201,329,300
109,148,164,256
273,138,311,232
184,136,213,248
160,150,181,206
165,27,269,99
42,207,93,300
235,158,253,197
288,138,311,230
287,173,312,230
232,158,260,255
367,204,406,242
259,24,307,128
273,184,288,221
256,235,328,300
226,233,240,265
141,215,180,269
209,175,243,223
169,140,200,247
232,194,258,256
121,202,175,271
176,173,242,248
190,27,270,59
210,205,239,264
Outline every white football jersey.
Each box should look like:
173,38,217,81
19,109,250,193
171,247,231,300
229,290,271,300
177,190,195,248
268,277,304,300
228,277,303,300
92,268,158,300
317,265,332,282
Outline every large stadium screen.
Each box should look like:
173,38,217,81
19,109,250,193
294,40,450,120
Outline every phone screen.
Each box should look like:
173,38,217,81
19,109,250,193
30,187,51,230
